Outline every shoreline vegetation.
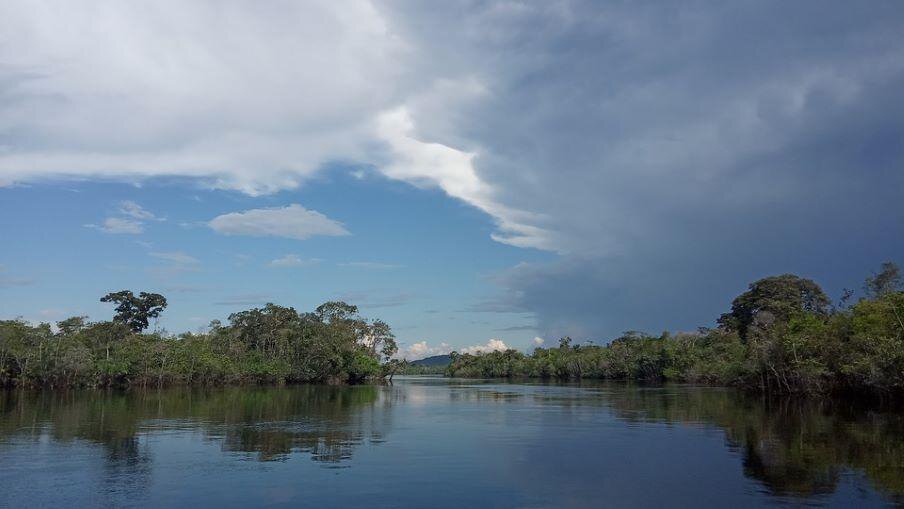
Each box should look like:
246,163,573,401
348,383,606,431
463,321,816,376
444,262,904,396
1,298,400,388
1,262,902,396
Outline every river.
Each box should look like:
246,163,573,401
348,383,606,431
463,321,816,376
1,376,902,508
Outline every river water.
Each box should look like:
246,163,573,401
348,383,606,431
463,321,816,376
1,376,902,508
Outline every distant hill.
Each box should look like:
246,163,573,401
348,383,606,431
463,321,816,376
410,354,451,367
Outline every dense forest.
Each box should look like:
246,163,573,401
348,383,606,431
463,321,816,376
0,294,398,388
447,262,904,395
2,262,903,395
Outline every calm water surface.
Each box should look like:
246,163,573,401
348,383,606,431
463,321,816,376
2,377,903,508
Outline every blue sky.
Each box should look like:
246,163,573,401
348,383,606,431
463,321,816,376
0,173,553,357
1,1,903,358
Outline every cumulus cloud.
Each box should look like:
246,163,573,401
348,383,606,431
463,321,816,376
85,217,143,234
532,337,545,347
399,340,452,361
0,0,404,195
268,254,320,268
0,0,546,248
209,204,349,240
460,339,510,355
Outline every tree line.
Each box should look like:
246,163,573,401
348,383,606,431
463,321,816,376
447,262,904,395
0,292,398,387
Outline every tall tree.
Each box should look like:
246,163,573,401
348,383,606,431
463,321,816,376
718,274,829,340
364,319,397,360
100,291,168,332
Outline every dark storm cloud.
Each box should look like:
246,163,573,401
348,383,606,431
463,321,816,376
385,0,904,338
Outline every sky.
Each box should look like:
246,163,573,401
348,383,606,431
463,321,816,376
1,0,903,359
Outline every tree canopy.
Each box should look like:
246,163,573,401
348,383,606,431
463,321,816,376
717,274,830,340
100,290,168,332
1,295,396,388
446,262,904,395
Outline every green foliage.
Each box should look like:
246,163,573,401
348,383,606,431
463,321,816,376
718,274,830,340
394,360,446,375
447,263,904,396
0,298,397,388
100,290,168,332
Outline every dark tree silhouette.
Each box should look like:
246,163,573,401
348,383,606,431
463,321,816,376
100,290,168,332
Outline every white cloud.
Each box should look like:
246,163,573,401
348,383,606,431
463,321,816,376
532,337,545,347
119,200,161,221
85,217,143,234
268,254,320,268
209,204,349,240
375,107,553,250
399,340,452,361
149,251,199,265
460,338,510,355
85,201,161,234
0,0,405,196
0,1,549,250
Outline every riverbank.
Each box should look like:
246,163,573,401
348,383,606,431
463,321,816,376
445,270,904,397
4,265,903,394
1,301,399,388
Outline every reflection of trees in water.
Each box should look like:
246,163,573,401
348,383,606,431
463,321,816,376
101,435,153,502
3,383,904,505
0,385,387,465
207,386,386,462
437,381,904,505
601,386,904,504
0,390,156,504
